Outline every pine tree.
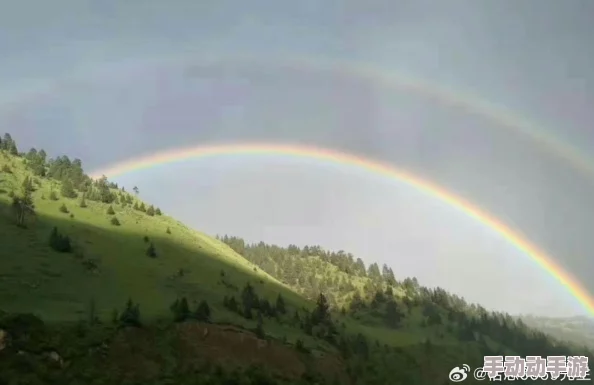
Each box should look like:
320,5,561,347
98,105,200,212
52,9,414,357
170,297,190,322
146,205,155,216
59,203,69,213
110,216,120,226
275,293,286,314
146,242,157,258
139,202,146,212
119,298,141,327
48,226,72,252
60,179,77,198
79,193,87,208
254,312,265,338
106,205,115,215
195,300,211,322
155,207,162,215
385,300,403,328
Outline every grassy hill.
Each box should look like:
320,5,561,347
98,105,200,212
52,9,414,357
0,133,591,384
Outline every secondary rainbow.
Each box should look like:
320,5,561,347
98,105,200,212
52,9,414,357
90,142,594,315
3,53,594,179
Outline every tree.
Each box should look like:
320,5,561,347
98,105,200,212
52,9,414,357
275,293,286,314
155,207,162,215
11,195,34,227
79,193,87,208
21,176,33,192
195,300,211,322
166,227,171,234
2,133,18,155
170,297,190,322
254,312,265,338
59,203,69,213
106,205,115,215
49,190,58,201
12,177,35,227
146,242,157,258
133,186,139,195
119,298,141,327
385,300,403,328
367,263,381,280
382,264,396,285
49,226,72,252
146,205,155,216
139,202,146,212
241,283,258,319
110,216,120,226
311,293,330,325
60,179,77,198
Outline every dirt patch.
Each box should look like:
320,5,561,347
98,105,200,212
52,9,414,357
104,322,349,383
175,323,305,379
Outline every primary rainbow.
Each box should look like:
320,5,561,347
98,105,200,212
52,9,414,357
90,142,594,315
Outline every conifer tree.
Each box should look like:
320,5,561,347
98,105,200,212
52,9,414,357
79,193,87,208
195,300,211,322
146,242,157,258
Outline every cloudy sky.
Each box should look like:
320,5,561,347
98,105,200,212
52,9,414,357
2,0,594,317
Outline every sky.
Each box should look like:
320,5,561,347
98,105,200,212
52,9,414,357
1,0,594,317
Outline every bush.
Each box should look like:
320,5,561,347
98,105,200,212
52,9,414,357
166,227,171,234
1,164,11,173
106,205,115,215
110,217,120,226
49,191,58,201
59,203,69,213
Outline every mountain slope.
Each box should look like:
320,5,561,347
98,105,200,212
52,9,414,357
0,134,591,384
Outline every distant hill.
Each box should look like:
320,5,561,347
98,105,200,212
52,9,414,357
521,315,594,349
0,132,591,384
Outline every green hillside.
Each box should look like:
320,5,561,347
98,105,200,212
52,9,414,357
0,132,591,384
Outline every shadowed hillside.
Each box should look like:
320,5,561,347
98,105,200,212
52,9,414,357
0,132,591,384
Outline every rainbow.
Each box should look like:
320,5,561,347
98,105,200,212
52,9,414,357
3,53,594,180
90,142,594,316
